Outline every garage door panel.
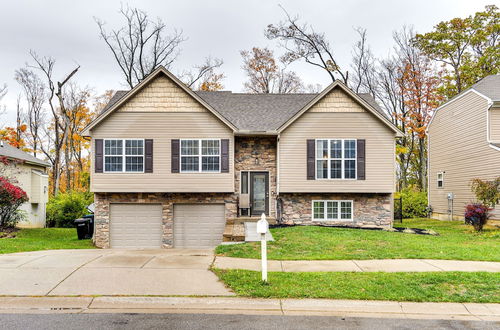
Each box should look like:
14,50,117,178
110,204,162,249
174,204,225,249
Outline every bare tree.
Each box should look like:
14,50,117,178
15,68,46,156
180,57,225,90
0,84,7,118
240,47,303,93
350,27,378,97
265,6,348,83
28,51,80,195
95,5,186,88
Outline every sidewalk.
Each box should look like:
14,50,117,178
0,296,498,321
214,257,500,272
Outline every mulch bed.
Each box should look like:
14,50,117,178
270,223,439,235
0,227,19,239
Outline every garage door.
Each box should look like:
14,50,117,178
174,204,225,248
110,204,162,248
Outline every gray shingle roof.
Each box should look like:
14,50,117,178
195,92,317,131
102,89,388,131
471,75,500,101
0,142,51,167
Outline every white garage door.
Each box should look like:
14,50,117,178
110,204,162,248
174,204,225,248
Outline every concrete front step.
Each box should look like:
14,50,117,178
223,224,245,242
223,217,277,242
227,217,277,225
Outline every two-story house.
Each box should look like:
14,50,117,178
83,66,402,249
428,75,500,221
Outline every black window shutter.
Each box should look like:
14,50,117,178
221,139,230,173
357,139,366,180
145,139,153,173
171,139,180,173
95,139,103,173
307,139,315,180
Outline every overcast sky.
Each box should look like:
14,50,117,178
0,0,495,125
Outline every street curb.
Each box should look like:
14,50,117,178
0,296,498,321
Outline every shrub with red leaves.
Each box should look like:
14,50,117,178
0,176,28,227
464,203,490,232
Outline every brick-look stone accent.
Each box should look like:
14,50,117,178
93,192,236,248
234,136,277,217
279,193,393,227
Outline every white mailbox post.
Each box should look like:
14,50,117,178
256,213,269,282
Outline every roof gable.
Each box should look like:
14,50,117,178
82,67,237,135
277,81,403,136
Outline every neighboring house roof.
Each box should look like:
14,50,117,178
0,142,51,167
87,66,402,135
471,75,500,101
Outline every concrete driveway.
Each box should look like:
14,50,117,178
0,249,233,296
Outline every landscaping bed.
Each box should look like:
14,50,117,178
214,269,500,303
0,228,94,254
216,218,500,261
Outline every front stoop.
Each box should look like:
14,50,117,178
223,217,277,242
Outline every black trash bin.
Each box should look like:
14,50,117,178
82,214,94,238
74,218,90,240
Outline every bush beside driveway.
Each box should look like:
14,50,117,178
216,218,500,261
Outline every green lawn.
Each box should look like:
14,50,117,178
0,228,95,254
214,269,500,303
216,218,500,261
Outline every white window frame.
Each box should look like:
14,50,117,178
103,138,145,173
312,200,354,221
180,138,221,173
315,138,357,180
437,172,444,189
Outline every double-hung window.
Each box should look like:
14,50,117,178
104,139,144,172
312,200,353,221
316,139,356,179
437,172,444,188
180,139,220,173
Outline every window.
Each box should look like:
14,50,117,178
316,139,356,179
180,139,220,172
437,172,444,188
104,139,144,172
312,200,353,221
241,171,249,194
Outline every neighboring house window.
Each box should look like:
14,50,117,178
180,139,220,173
312,200,353,221
437,172,444,188
316,139,356,179
104,139,144,173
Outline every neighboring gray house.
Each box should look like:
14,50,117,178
83,66,403,249
0,142,50,228
428,75,500,221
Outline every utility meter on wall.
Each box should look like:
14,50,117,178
447,193,454,200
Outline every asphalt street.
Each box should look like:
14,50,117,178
0,313,498,330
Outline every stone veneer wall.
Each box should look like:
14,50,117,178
279,193,393,227
93,192,236,248
234,136,277,217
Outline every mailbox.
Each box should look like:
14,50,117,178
256,213,269,234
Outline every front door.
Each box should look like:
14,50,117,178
250,172,269,216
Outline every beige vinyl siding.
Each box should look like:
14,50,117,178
90,75,234,193
279,88,396,193
490,107,500,142
428,92,500,220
